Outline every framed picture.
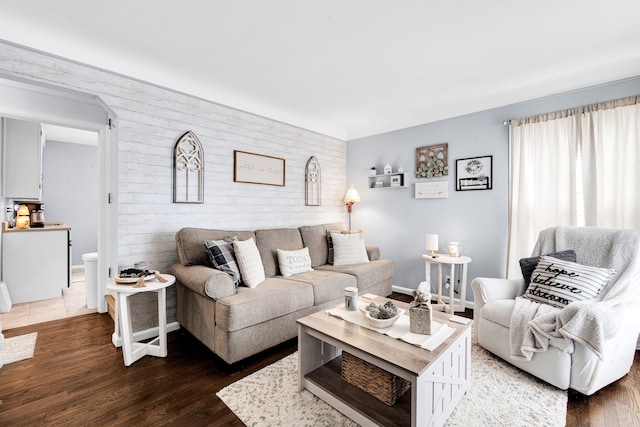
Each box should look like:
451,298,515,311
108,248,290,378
416,143,448,178
390,175,401,186
456,155,492,191
234,150,286,186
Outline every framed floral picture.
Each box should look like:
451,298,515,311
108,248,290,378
415,143,448,178
456,155,492,191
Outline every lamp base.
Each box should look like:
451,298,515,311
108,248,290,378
427,250,439,258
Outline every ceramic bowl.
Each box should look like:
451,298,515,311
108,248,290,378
363,309,404,328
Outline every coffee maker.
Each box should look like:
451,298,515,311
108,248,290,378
30,205,45,227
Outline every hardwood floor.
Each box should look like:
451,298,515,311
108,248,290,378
1,294,638,426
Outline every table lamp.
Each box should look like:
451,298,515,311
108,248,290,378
344,184,360,233
426,234,439,257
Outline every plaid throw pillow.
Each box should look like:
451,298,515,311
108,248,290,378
204,237,241,287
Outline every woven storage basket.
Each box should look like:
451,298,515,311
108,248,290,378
341,351,410,406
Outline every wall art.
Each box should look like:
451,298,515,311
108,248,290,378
416,143,448,178
305,156,321,206
456,155,493,191
234,150,286,186
415,181,449,199
173,130,204,203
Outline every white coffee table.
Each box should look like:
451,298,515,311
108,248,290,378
107,274,175,366
297,297,472,427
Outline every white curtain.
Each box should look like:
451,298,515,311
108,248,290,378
507,111,578,278
507,95,640,278
581,96,640,229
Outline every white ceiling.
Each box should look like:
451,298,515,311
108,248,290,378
1,1,640,140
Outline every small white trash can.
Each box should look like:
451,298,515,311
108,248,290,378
82,252,98,309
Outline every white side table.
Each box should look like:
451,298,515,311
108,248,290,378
106,274,175,366
422,254,472,314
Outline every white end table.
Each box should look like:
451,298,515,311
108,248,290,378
422,254,472,314
106,274,175,366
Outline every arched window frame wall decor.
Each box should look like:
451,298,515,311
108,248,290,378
305,155,321,206
173,130,204,203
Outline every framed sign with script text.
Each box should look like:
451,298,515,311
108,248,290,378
234,150,286,186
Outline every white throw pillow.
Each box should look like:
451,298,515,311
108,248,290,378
524,255,615,308
277,247,314,277
233,238,266,288
331,233,370,266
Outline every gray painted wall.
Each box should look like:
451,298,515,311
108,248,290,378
347,76,640,303
42,140,98,266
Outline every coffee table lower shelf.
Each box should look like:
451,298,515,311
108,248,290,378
305,355,411,427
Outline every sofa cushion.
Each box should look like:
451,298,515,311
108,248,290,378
519,249,577,286
317,259,393,290
524,255,615,308
215,277,314,332
480,299,516,328
176,227,255,266
331,232,369,266
277,247,313,277
300,222,345,267
234,238,266,288
255,228,304,277
283,269,357,305
205,237,241,287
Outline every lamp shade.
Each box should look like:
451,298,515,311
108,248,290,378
426,234,439,251
344,184,361,204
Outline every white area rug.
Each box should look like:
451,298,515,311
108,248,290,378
217,344,567,426
1,332,37,365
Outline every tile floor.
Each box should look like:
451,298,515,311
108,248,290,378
0,268,96,330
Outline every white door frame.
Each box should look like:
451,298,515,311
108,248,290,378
0,75,117,313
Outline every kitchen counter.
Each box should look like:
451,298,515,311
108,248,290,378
2,221,71,233
1,221,72,303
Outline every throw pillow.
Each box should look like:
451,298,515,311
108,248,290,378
277,247,313,277
523,255,615,308
233,238,266,288
204,237,241,287
519,249,577,286
331,232,369,266
326,229,361,264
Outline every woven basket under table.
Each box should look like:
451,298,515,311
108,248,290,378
341,351,411,406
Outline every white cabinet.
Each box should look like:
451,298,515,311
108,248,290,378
1,225,71,303
368,173,406,189
2,117,44,200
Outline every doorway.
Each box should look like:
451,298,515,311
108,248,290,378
0,74,117,317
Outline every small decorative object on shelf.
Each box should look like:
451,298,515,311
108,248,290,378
398,164,404,173
390,175,401,187
370,166,377,176
410,282,432,335
384,164,392,174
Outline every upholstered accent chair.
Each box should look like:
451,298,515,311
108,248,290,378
471,226,640,395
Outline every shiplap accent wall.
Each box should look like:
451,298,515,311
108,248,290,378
0,42,347,274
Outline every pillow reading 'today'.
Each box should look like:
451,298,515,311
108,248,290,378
277,247,313,277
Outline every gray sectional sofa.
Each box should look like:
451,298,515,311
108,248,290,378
169,222,393,364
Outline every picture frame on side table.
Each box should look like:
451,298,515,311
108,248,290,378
456,155,492,191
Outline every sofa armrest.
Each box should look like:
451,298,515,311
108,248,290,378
471,277,525,313
366,245,380,261
169,263,236,300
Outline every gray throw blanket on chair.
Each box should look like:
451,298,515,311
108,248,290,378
509,226,640,361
